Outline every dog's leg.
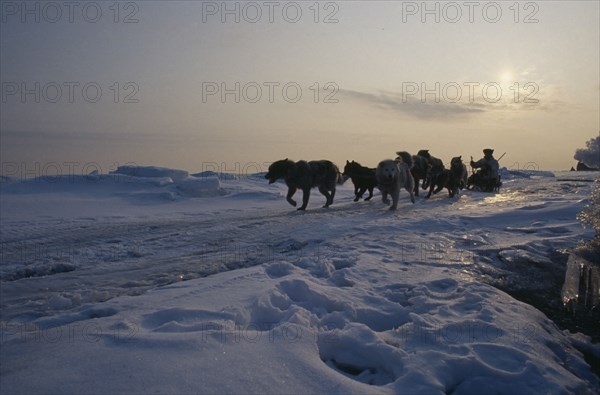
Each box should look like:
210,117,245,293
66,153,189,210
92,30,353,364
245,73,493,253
352,182,360,202
390,188,399,210
298,188,311,210
323,186,335,208
433,181,444,194
318,185,331,208
453,178,460,197
354,186,364,202
426,180,435,198
286,187,297,207
365,187,373,201
406,179,415,204
357,187,367,201
381,191,390,205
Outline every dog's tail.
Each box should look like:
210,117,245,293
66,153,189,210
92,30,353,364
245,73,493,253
337,171,347,185
395,151,413,167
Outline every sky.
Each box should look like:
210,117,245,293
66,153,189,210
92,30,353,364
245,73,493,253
1,0,599,176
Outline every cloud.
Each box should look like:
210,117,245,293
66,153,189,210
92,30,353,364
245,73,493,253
340,83,568,121
338,89,485,121
574,135,600,168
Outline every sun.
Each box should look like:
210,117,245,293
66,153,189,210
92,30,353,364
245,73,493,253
499,70,513,83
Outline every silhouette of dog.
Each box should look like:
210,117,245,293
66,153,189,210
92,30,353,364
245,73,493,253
398,152,430,196
417,150,446,198
343,160,377,202
266,159,341,210
450,156,468,195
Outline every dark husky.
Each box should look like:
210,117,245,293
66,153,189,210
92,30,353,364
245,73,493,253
265,159,342,211
417,150,446,198
417,149,445,174
426,169,451,198
343,160,377,202
450,156,468,194
398,151,430,196
426,156,468,198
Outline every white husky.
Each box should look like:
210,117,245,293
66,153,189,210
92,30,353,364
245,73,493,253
375,158,415,210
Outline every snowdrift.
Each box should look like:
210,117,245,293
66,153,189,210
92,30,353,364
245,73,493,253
176,176,222,197
1,168,599,394
111,165,189,182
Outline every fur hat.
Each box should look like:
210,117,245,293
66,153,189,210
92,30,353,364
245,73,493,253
483,148,494,155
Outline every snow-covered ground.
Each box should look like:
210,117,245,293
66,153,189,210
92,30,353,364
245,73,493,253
1,167,599,394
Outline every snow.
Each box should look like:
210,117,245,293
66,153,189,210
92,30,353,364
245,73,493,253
1,167,599,394
111,165,190,182
176,176,223,197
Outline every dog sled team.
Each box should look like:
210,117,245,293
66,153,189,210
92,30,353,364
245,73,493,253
265,149,502,211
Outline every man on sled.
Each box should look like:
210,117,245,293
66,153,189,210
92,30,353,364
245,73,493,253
467,148,502,192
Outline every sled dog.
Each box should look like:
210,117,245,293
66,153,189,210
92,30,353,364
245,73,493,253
343,160,377,202
375,157,415,210
266,159,341,211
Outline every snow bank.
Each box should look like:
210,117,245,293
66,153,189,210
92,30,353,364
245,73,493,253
109,167,222,197
500,168,556,180
191,170,239,181
176,176,222,197
111,165,189,182
0,166,237,221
